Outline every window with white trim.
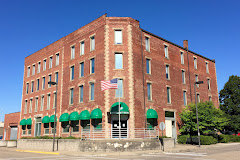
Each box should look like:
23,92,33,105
197,93,200,103
166,65,170,80
194,57,197,69
27,66,30,77
164,45,169,58
24,100,27,114
206,62,209,73
90,36,95,51
195,75,199,87
31,81,34,93
207,78,211,90
40,95,44,111
79,62,84,77
47,94,50,110
43,59,46,71
79,85,83,103
55,72,58,84
26,83,29,94
147,83,152,101
37,62,41,73
209,96,212,102
90,58,95,74
90,82,94,101
167,87,171,104
42,77,45,90
114,30,122,44
181,52,184,64
80,41,84,55
36,79,39,91
70,88,74,105
32,65,35,75
49,57,52,69
29,99,32,113
71,46,75,59
53,92,56,108
70,66,74,81
182,70,186,84
145,37,150,51
115,79,123,98
56,53,59,66
48,75,52,88
183,91,187,106
35,97,38,112
146,58,151,74
115,53,123,69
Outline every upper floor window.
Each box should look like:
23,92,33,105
79,85,84,103
197,93,200,103
70,88,74,105
195,75,199,87
53,92,56,109
164,45,169,59
90,58,95,74
147,83,152,101
90,82,94,101
37,62,41,73
29,99,32,113
32,65,35,75
70,46,75,60
47,94,50,110
167,87,171,104
115,53,123,69
207,78,211,90
31,81,34,93
55,72,58,84
209,96,212,102
24,100,28,114
194,57,197,69
90,36,95,51
182,70,186,84
114,30,122,44
49,57,53,68
56,53,59,66
80,41,84,55
145,37,150,51
181,52,184,64
43,59,46,71
166,65,170,80
36,79,39,91
26,83,29,94
48,75,52,88
183,91,187,106
80,62,84,77
42,77,45,90
35,97,38,112
40,95,44,111
206,62,209,73
115,79,123,98
146,58,151,74
27,66,30,77
70,66,74,80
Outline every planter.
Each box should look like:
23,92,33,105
7,141,17,148
0,140,7,147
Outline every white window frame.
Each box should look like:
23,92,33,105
115,79,124,98
166,65,170,80
206,62,209,73
37,62,41,73
195,74,199,87
146,58,151,74
90,58,95,74
79,62,84,78
40,95,44,111
27,66,30,77
89,82,95,101
34,97,38,112
182,70,186,84
207,78,211,90
43,59,46,71
90,36,95,52
49,57,53,69
71,46,75,59
181,52,184,64
164,45,169,59
24,100,28,114
194,57,197,69
32,64,35,75
29,98,33,113
167,87,171,104
79,85,84,103
56,53,59,66
114,30,122,44
42,77,45,90
115,53,123,69
147,83,152,101
183,90,187,106
47,93,50,110
80,41,84,55
145,37,150,52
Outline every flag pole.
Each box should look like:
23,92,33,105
118,86,121,140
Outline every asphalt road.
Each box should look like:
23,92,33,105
0,143,239,160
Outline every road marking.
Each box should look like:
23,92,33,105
16,149,60,155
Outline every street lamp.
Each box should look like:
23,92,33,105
194,81,203,147
48,81,57,152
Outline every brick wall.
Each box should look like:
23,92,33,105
3,112,20,140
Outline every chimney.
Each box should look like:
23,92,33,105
183,40,188,49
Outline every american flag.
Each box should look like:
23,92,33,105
101,78,118,91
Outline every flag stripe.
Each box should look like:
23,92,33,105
101,79,118,91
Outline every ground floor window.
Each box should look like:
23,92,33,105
27,125,31,135
91,119,102,131
61,122,69,133
71,120,79,133
51,122,56,134
81,120,90,131
22,126,26,135
44,123,49,134
147,119,157,130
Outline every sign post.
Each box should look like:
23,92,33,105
159,122,165,151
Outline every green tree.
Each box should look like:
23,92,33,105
179,102,229,135
219,75,240,134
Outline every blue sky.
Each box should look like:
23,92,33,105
0,0,239,121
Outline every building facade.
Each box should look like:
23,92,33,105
3,112,20,140
19,14,219,139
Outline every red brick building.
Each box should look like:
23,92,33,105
3,112,20,140
19,14,218,139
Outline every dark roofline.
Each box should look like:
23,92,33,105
141,29,215,63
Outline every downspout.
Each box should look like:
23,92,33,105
140,29,147,129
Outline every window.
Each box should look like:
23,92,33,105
146,59,151,74
79,85,84,103
194,57,197,69
36,79,39,91
147,83,152,101
55,72,58,84
164,45,169,59
51,123,56,134
47,94,50,110
48,75,52,88
40,95,44,111
195,75,199,87
70,88,74,105
181,52,184,64
145,37,150,51
207,79,211,90
26,83,29,94
90,58,95,74
115,53,123,69
183,91,187,106
209,96,212,102
182,70,186,84
43,59,46,71
56,53,59,66
27,67,30,77
24,100,27,114
166,65,170,80
49,57,53,69
22,126,26,135
37,62,41,73
32,65,35,75
27,125,31,135
114,30,122,44
71,46,75,59
31,81,34,93
35,97,38,112
62,122,70,133
206,62,209,73
81,120,90,131
115,79,123,98
165,111,175,118
44,123,49,134
197,93,200,103
90,36,95,51
90,83,94,101
167,87,171,104
92,119,102,131
80,41,84,55
29,99,32,113
71,121,79,132
53,92,56,108
42,77,45,89
79,62,84,77
70,66,74,80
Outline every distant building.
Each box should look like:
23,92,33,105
19,14,218,139
0,122,4,139
3,112,20,140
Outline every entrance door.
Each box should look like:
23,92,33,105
35,117,41,137
112,120,128,138
10,127,17,140
165,120,176,138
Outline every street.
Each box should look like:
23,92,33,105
0,143,239,160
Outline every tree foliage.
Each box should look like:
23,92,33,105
179,102,229,135
219,75,240,133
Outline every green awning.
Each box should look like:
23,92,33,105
110,102,129,114
42,116,50,123
49,115,57,123
69,111,79,121
79,110,90,120
146,109,158,119
90,108,102,119
26,118,32,125
20,119,26,125
60,113,69,122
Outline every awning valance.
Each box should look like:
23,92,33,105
79,110,90,120
20,119,26,125
49,115,57,123
146,109,158,119
26,118,32,125
60,113,69,122
69,111,79,121
42,116,50,123
90,108,102,119
110,102,129,114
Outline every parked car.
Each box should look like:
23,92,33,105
0,136,2,140
232,132,240,136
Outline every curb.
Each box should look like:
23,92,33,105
16,149,60,155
